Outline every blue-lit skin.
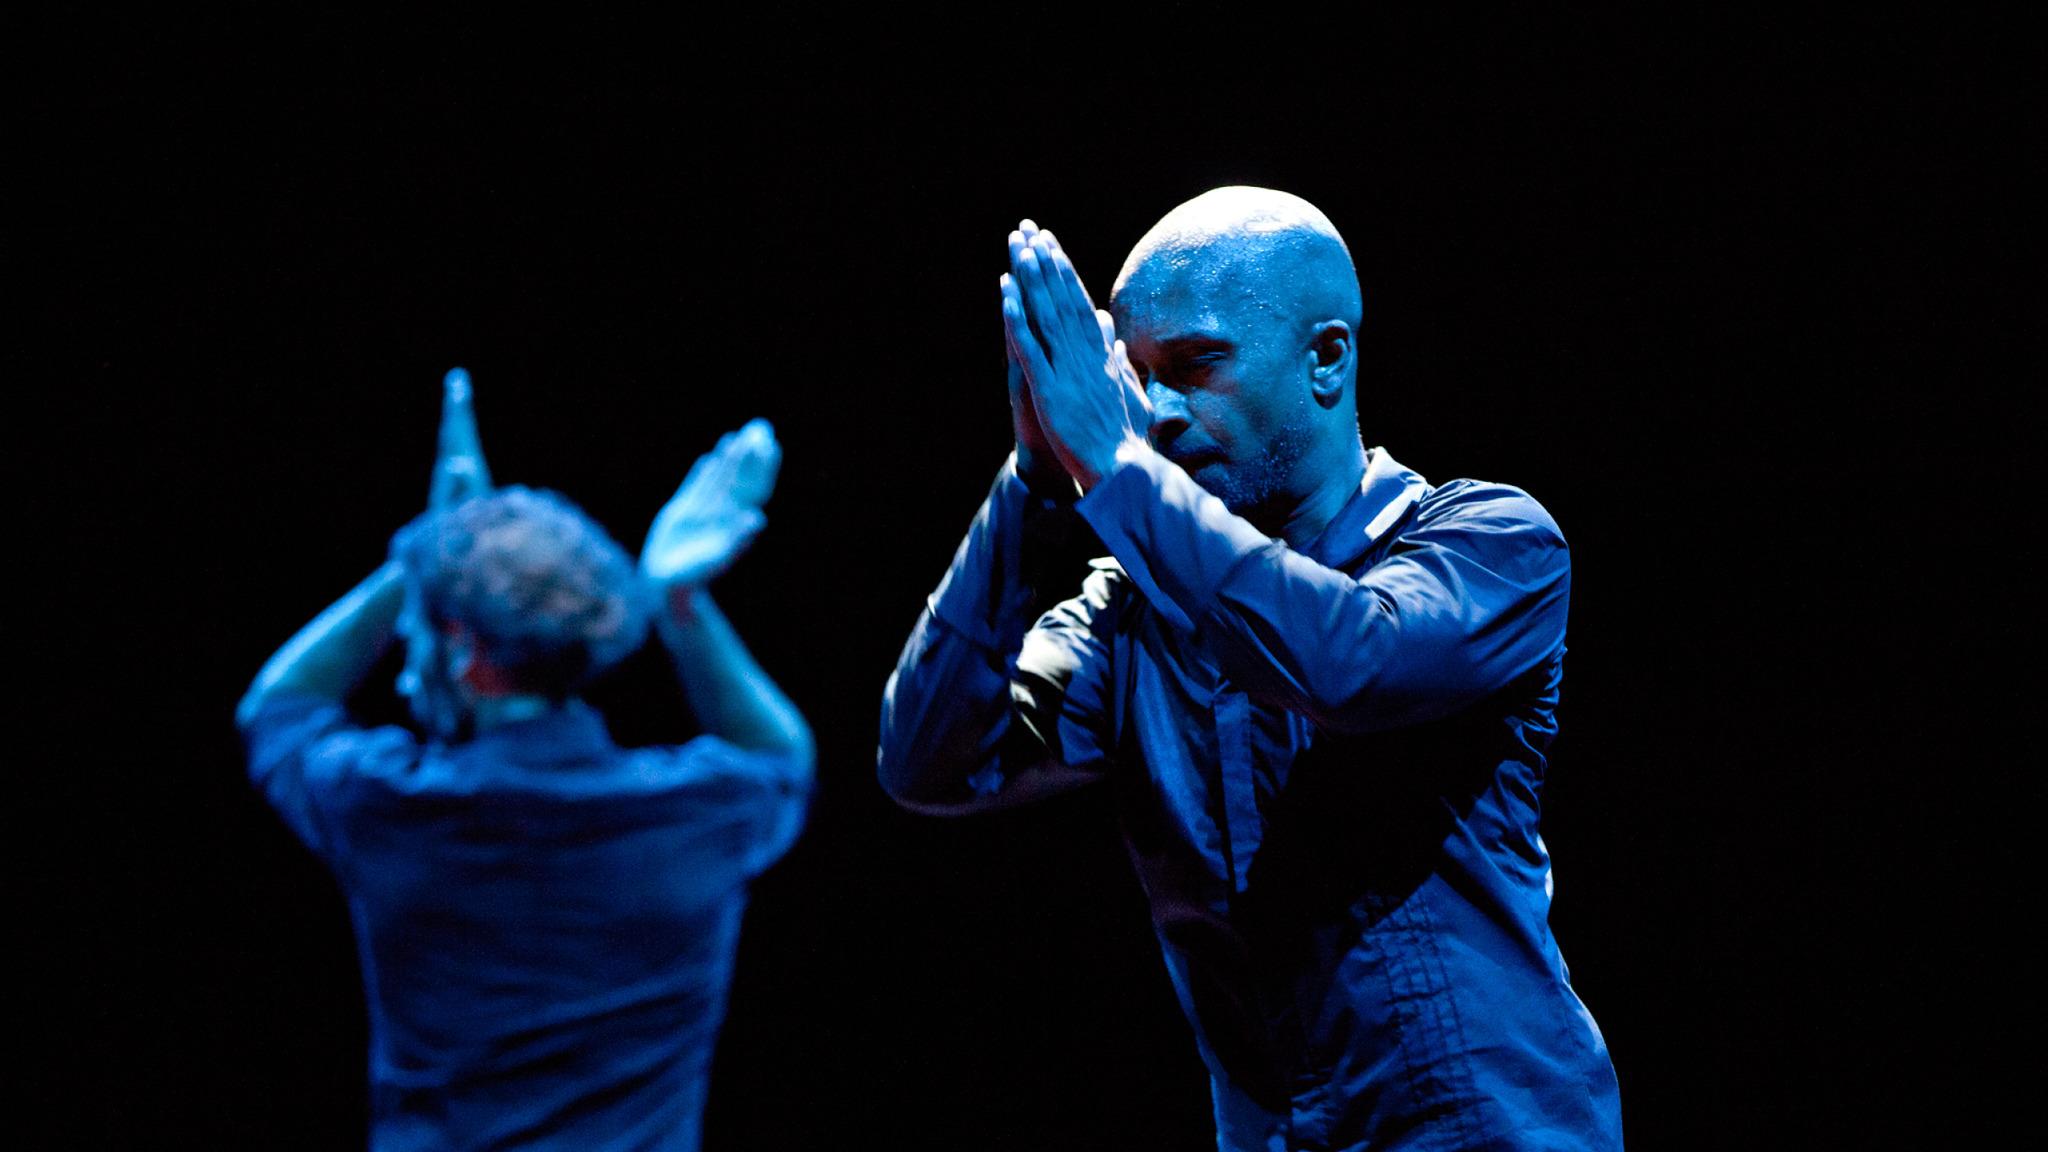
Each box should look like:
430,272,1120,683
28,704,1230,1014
238,378,814,1149
236,367,492,734
643,420,814,762
1004,189,1369,548
430,367,492,508
882,188,1622,1149
239,369,802,748
1003,220,1096,494
999,227,1150,494
398,367,497,738
642,417,779,589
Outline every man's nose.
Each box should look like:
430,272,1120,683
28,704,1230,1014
1147,380,1189,440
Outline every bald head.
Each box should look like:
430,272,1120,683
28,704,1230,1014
1105,188,1369,542
1110,186,1363,334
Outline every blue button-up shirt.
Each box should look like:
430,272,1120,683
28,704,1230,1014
880,447,1622,1151
245,695,809,1151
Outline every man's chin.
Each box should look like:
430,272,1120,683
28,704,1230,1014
1169,454,1228,494
1174,458,1266,515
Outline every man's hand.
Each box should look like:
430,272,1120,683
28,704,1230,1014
642,418,781,589
1005,221,1070,493
430,367,494,511
1001,227,1150,491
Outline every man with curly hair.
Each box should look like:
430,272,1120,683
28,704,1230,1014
238,371,812,1151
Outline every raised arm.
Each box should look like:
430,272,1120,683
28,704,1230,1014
641,419,814,773
876,226,1132,814
1007,231,1569,735
876,455,1121,815
235,563,405,730
1078,453,1568,733
236,368,493,730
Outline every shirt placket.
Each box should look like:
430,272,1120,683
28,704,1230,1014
1214,684,1263,894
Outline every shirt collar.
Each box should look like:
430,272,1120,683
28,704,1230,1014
454,698,616,767
1299,446,1431,570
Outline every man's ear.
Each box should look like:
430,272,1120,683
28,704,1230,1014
1307,320,1353,409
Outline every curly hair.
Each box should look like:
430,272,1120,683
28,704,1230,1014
391,486,651,699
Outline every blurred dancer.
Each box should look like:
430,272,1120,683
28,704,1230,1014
239,370,811,1150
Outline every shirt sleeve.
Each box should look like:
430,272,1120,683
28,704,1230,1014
1076,447,1570,734
666,733,816,878
877,455,1120,814
241,693,422,858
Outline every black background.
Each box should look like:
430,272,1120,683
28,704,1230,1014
16,10,2028,1150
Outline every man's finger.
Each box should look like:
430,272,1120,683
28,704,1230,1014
1014,241,1067,355
1001,278,1056,397
1010,227,1057,351
700,426,749,487
1039,237,1099,339
706,422,770,508
668,446,716,503
1025,234,1096,358
438,367,486,459
1002,273,1029,384
734,417,775,456
730,419,781,506
430,367,494,510
668,434,739,521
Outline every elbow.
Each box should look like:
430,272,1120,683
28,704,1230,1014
874,738,938,812
874,732,987,817
876,668,1002,817
748,703,816,794
876,674,941,812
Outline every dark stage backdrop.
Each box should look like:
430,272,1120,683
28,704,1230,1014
17,13,2025,1150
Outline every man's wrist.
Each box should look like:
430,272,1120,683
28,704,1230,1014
653,579,708,637
1011,445,1079,503
1071,436,1152,494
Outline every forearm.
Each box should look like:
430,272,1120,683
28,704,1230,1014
878,608,1021,812
1076,447,1569,733
656,585,815,771
876,455,1100,812
236,562,406,730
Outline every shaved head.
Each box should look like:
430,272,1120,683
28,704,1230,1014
1106,187,1368,542
1111,186,1363,335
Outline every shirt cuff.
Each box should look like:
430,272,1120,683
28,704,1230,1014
924,452,1054,652
1074,445,1276,634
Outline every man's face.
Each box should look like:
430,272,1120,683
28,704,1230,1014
1113,256,1316,515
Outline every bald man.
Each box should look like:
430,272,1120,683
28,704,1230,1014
879,189,1622,1151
